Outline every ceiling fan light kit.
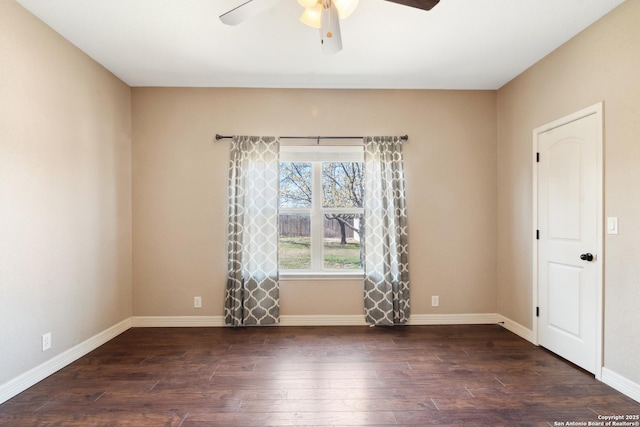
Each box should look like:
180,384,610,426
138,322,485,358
300,2,323,28
220,0,440,54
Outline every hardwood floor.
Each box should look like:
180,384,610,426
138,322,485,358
1,325,638,426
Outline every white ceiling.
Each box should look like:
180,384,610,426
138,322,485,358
17,0,626,89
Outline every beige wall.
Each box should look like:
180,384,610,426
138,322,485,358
131,88,497,318
497,0,640,384
0,2,132,385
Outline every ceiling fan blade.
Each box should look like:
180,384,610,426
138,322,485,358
219,0,280,25
320,0,342,54
383,0,440,11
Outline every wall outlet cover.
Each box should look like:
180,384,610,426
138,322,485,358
42,332,51,351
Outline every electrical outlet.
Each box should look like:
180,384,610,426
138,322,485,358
194,296,202,308
432,296,439,307
42,332,51,351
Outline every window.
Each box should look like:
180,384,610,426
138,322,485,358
278,146,364,275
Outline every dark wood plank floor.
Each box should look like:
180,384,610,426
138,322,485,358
1,325,638,426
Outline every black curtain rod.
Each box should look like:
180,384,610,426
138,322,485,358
214,134,408,142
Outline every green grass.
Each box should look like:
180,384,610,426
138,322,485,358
323,240,361,269
279,237,362,270
279,237,311,269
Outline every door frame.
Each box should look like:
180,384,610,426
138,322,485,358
532,102,604,379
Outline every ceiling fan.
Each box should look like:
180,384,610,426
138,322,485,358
219,0,440,54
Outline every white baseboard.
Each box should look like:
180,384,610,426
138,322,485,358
602,367,640,404
280,315,367,326
496,314,535,343
408,313,499,325
0,317,131,405
132,315,366,327
282,313,500,326
132,316,225,327
131,314,502,327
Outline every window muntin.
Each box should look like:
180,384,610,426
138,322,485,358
279,146,364,274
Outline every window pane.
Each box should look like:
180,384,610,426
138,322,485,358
279,162,312,208
279,214,311,269
323,214,363,270
322,162,364,208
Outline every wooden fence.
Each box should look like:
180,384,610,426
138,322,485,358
279,215,355,239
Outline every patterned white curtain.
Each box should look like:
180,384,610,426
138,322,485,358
363,136,410,325
225,136,280,326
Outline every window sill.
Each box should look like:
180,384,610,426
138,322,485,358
279,271,364,281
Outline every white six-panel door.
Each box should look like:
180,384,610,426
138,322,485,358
534,104,603,376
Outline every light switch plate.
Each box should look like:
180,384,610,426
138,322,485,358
607,217,618,235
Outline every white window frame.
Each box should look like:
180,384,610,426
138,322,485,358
279,145,364,279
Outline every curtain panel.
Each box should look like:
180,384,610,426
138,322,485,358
224,136,280,326
363,136,410,325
